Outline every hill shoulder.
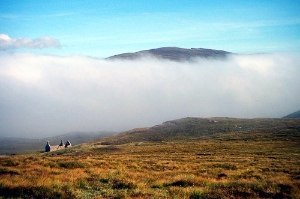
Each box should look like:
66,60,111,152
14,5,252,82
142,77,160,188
282,110,300,118
106,47,231,61
98,117,300,145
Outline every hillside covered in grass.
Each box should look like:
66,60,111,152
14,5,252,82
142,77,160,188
99,117,300,144
0,117,299,198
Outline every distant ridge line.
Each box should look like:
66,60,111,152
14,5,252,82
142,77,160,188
106,47,232,61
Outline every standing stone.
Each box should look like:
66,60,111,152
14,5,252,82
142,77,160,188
59,140,64,146
45,141,51,152
65,140,71,148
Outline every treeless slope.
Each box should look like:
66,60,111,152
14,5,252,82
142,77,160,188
283,110,300,118
106,47,231,61
98,117,300,145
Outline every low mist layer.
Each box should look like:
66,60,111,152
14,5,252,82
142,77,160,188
0,52,299,138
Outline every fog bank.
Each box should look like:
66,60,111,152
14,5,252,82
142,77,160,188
0,53,299,138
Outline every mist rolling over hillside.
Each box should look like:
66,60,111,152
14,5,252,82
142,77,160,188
0,50,300,138
0,131,117,155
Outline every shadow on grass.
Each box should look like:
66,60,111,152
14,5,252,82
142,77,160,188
202,182,293,199
0,184,75,199
164,180,195,187
58,161,86,169
0,168,20,176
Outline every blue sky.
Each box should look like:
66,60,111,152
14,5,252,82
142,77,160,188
1,0,300,58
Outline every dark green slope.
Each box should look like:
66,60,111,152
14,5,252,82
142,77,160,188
282,110,300,118
99,117,300,145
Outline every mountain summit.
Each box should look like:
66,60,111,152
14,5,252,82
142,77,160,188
106,47,231,61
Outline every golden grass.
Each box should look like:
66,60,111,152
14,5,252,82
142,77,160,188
0,140,299,198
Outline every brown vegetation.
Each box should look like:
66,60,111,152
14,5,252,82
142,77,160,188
0,118,299,198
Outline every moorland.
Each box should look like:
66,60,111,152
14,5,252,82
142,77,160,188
0,131,116,155
0,117,299,198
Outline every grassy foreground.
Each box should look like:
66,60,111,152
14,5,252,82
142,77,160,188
0,138,299,198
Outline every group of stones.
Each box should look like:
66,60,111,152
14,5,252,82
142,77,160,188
45,140,71,152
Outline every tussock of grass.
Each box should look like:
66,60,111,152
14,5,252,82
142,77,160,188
0,159,20,167
212,163,238,170
57,161,86,169
0,167,20,176
189,190,202,199
164,179,195,187
112,180,136,189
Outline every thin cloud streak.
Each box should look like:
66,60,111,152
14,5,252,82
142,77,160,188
0,34,61,50
40,12,79,18
0,53,299,138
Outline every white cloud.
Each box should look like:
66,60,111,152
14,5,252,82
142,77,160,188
0,34,61,50
0,53,299,138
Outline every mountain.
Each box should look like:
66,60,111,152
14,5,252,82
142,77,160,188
282,110,300,118
98,117,300,145
0,131,116,155
106,47,231,61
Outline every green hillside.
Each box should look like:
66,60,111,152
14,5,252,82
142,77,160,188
99,117,300,145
